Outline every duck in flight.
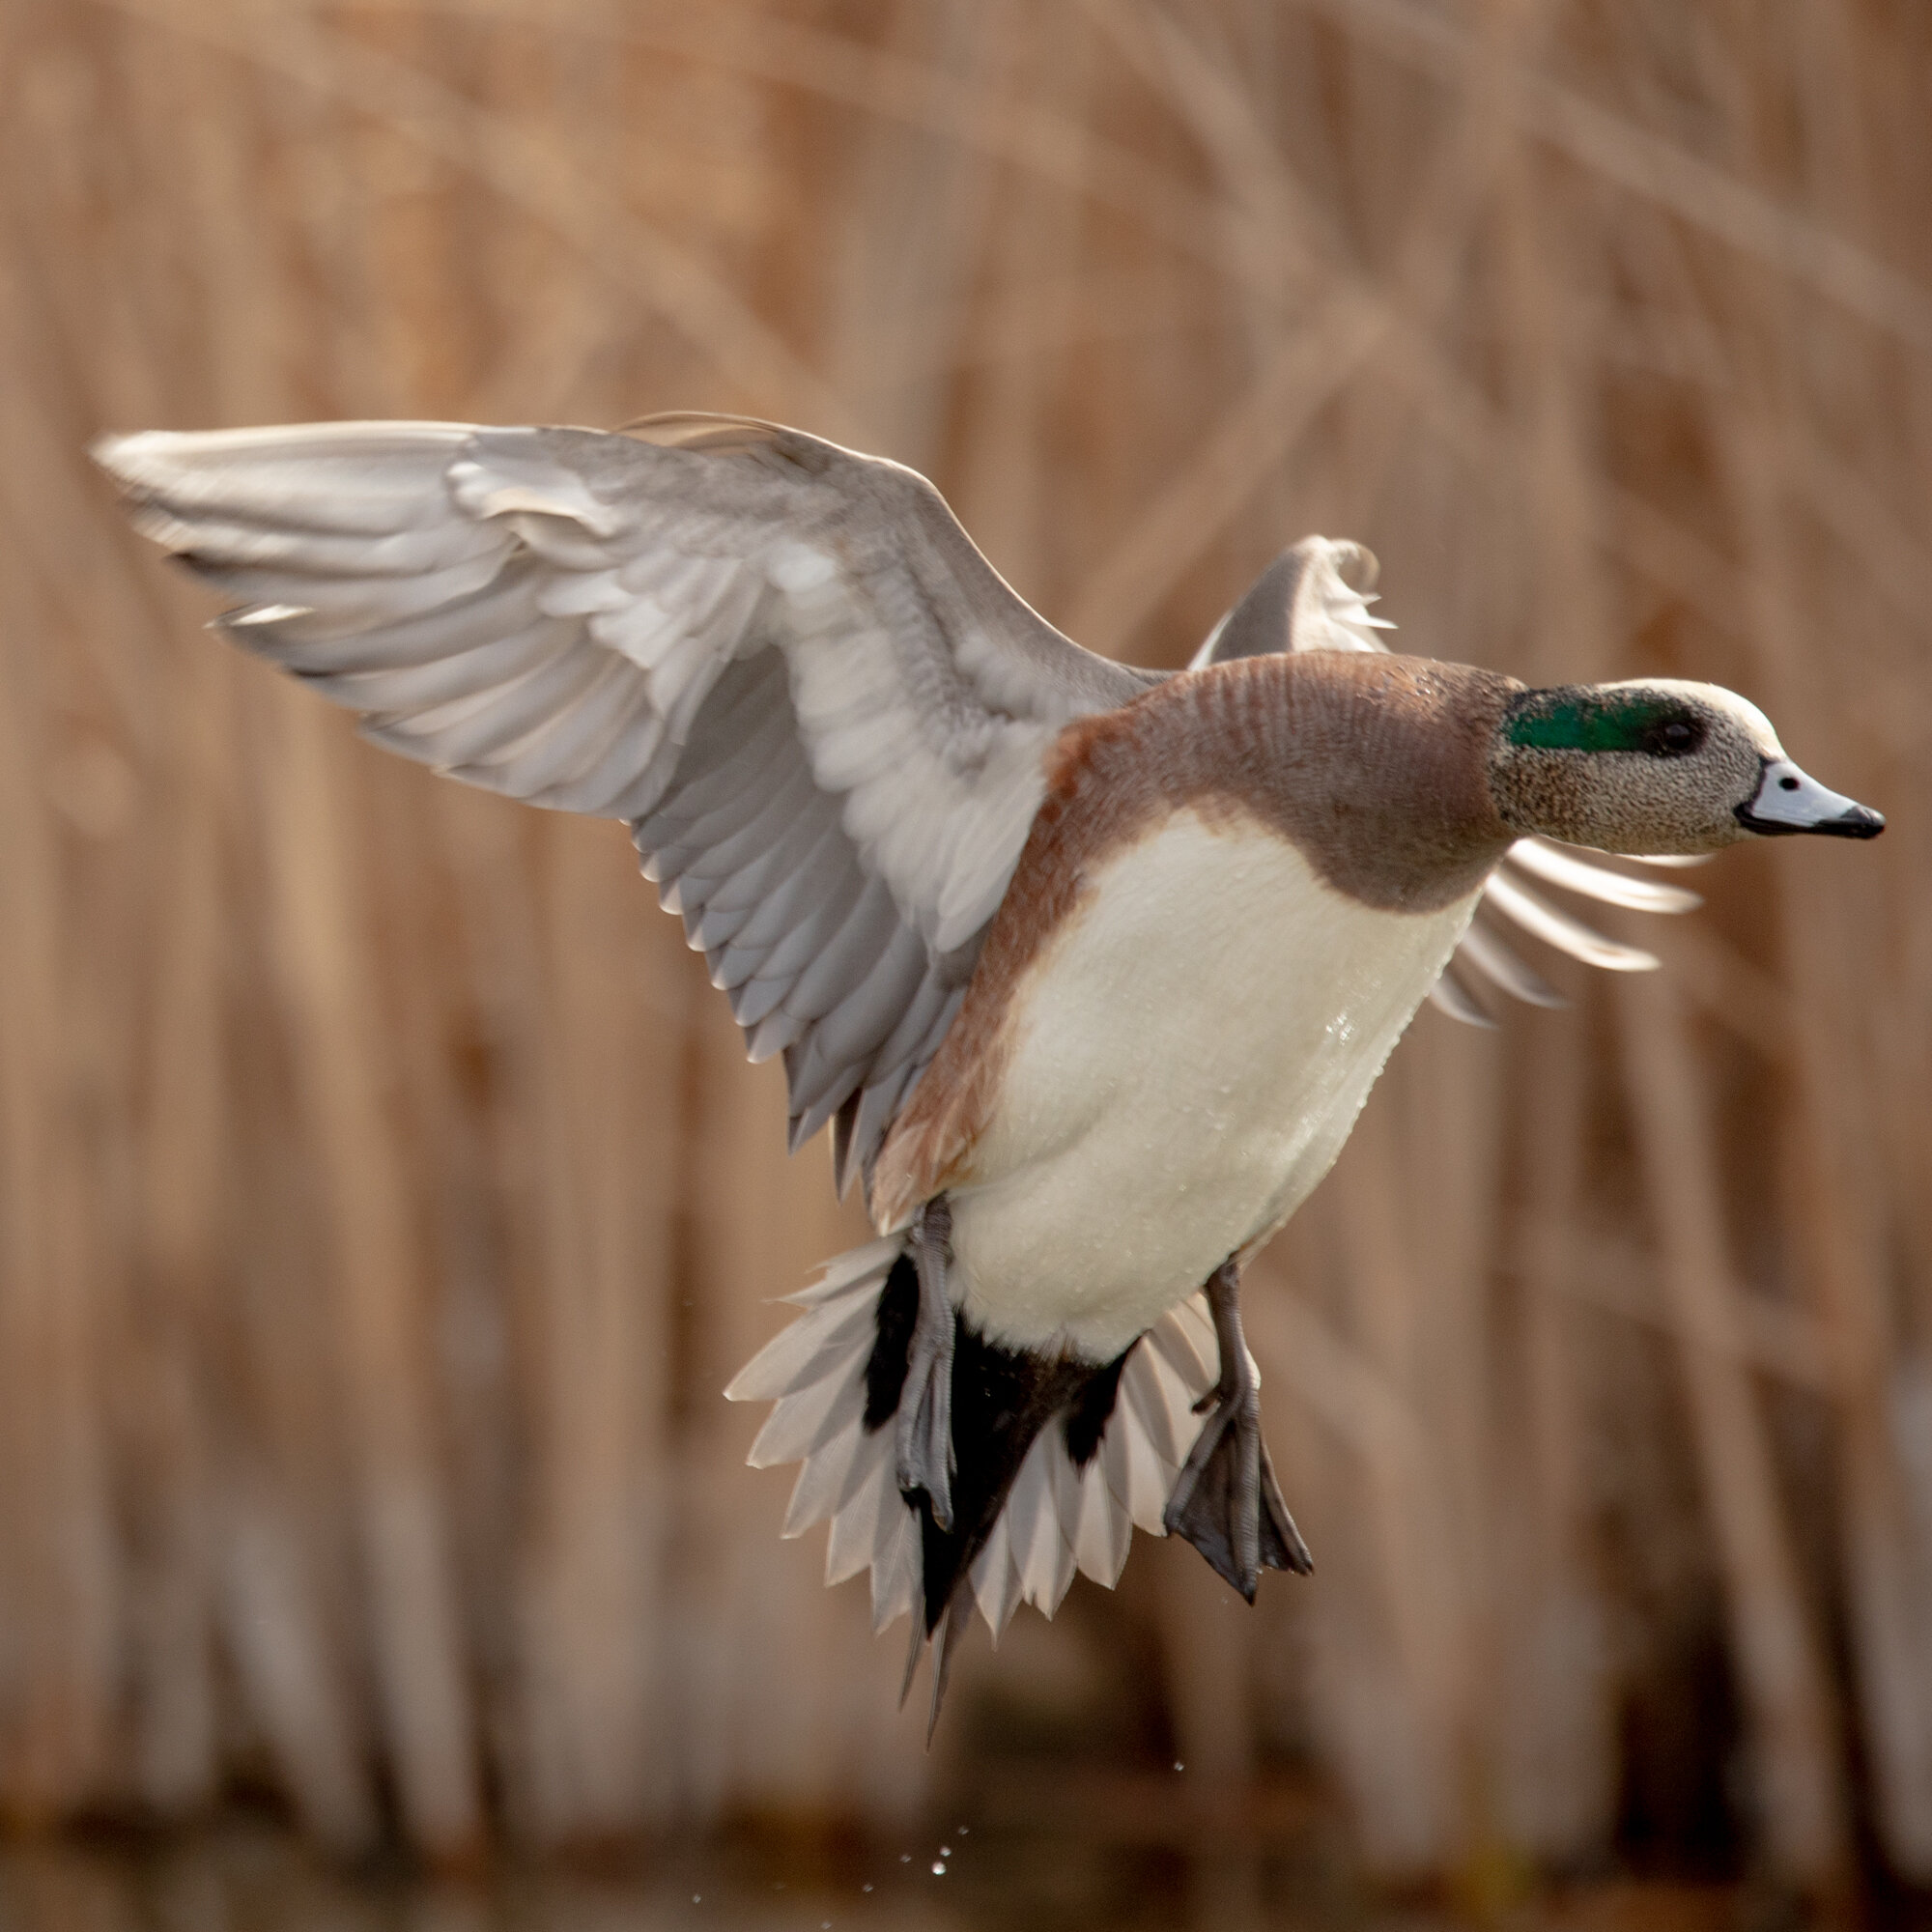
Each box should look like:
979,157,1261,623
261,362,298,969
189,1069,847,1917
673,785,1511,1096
95,413,1883,1726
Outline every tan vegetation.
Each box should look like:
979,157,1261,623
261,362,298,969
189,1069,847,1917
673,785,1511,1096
0,0,1926,1895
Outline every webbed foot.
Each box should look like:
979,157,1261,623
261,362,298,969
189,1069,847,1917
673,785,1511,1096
1163,1259,1313,1599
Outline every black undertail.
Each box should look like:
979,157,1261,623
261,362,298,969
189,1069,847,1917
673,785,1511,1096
1064,1350,1129,1467
911,1328,1090,1634
861,1272,1135,1638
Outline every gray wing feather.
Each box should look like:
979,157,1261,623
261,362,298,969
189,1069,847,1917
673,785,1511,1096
542,685,668,815
98,413,1157,1197
798,924,931,1080
714,823,854,986
724,849,866,1000
240,560,554,673
304,616,572,711
780,877,901,1022
675,766,827,908
784,922,932,1149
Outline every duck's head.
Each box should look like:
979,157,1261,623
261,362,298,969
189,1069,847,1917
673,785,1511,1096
1487,678,1885,855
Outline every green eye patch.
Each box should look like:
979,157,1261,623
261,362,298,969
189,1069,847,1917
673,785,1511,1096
1506,692,1703,756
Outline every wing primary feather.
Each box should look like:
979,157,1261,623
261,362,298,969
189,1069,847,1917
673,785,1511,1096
1428,966,1497,1028
540,684,668,815
463,654,644,800
1503,837,1703,914
300,614,573,712
1455,917,1566,1009
235,561,551,674
368,639,607,771
1482,870,1661,972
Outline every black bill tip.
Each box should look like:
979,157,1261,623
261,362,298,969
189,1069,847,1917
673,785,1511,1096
1823,803,1886,838
1738,800,1886,838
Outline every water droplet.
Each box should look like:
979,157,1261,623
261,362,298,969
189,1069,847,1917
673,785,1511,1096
1174,1760,1185,1771
862,1884,873,1894
940,1845,952,1857
931,1861,946,1876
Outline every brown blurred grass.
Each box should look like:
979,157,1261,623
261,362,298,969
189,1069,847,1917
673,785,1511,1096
0,0,1928,1899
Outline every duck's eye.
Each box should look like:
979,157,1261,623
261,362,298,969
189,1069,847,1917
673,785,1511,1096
1643,715,1703,756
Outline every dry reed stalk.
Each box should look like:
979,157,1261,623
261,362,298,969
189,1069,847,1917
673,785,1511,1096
174,22,482,1855
1719,409,1932,1881
1244,1235,1463,1876
1495,1036,1617,1857
507,816,681,1839
1518,1229,1836,1398
1400,1018,1510,1831
0,65,171,1797
1615,973,1846,1883
257,699,483,1861
123,587,238,1820
216,1475,381,1855
428,23,672,1845
819,0,1009,470
1324,1106,1471,1873
427,789,563,1836
0,548,120,1825
947,6,1081,600
677,993,926,1821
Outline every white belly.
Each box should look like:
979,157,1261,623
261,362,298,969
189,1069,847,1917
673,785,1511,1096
947,808,1476,1358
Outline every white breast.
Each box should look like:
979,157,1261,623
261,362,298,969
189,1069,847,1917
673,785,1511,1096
947,808,1476,1358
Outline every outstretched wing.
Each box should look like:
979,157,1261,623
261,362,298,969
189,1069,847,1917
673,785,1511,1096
1195,537,1705,1022
95,413,1160,1190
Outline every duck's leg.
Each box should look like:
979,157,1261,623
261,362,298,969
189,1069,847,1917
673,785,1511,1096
1164,1258,1313,1599
895,1196,956,1530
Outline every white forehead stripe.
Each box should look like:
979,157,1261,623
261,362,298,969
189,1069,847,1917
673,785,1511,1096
1600,677,1784,757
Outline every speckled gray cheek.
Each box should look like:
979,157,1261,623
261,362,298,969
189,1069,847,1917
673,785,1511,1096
1487,745,1603,845
1488,731,1765,852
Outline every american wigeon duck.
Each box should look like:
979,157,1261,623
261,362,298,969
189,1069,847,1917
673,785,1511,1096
96,414,1883,1723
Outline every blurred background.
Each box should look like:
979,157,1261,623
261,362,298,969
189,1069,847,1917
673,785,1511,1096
1,0,1928,1924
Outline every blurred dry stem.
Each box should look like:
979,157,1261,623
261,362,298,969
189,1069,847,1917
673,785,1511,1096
0,0,1926,1896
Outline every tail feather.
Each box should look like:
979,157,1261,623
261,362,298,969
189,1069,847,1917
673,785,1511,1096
870,1496,919,1633
724,1236,1219,1658
967,1506,1024,1636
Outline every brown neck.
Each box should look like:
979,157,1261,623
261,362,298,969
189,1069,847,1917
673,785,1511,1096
1043,651,1522,914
